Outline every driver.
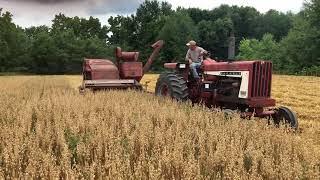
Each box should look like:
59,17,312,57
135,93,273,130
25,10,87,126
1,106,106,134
185,40,207,80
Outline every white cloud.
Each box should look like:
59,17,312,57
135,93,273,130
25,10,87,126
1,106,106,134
166,0,304,13
88,0,142,14
1,0,88,27
1,0,142,27
0,0,304,28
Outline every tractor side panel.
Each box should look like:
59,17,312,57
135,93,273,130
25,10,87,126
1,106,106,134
202,60,275,107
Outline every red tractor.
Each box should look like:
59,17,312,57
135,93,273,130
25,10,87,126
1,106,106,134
155,54,298,129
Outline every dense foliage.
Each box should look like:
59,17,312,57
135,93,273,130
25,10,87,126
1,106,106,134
238,0,320,75
0,0,319,75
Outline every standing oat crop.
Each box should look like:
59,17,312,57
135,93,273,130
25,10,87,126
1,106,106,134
0,75,319,179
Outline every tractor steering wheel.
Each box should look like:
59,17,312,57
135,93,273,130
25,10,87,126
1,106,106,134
203,51,211,59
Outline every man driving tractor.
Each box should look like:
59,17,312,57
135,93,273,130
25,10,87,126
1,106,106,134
185,40,208,80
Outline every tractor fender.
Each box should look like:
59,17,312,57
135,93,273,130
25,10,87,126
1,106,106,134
164,63,178,69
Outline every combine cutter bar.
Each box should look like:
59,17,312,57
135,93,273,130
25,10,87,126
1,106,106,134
83,79,139,89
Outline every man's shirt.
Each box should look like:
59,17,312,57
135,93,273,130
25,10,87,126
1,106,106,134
185,46,206,63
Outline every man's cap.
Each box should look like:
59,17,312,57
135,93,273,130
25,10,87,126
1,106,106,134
186,40,196,46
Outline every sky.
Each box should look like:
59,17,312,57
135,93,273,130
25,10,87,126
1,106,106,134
0,0,305,28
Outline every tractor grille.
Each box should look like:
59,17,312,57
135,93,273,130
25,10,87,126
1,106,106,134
251,61,272,98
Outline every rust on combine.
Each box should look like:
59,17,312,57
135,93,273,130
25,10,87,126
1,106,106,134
80,40,164,92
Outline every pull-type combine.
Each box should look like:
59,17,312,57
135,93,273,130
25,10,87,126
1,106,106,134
79,40,164,91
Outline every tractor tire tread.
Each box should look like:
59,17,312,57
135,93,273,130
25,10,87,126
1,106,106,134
155,72,189,101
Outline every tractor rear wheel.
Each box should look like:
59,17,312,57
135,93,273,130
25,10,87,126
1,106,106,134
273,107,298,130
155,72,189,101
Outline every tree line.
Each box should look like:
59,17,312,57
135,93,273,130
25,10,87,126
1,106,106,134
0,0,319,75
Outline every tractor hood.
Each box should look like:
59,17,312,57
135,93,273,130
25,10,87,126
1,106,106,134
202,59,259,71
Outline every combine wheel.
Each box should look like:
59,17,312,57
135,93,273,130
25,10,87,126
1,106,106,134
155,72,189,101
132,85,143,91
273,107,298,130
79,86,85,95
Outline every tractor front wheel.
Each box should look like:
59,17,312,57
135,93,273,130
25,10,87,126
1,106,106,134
273,107,298,130
155,72,189,101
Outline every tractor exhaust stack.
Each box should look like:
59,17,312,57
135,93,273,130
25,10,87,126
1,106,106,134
228,32,236,61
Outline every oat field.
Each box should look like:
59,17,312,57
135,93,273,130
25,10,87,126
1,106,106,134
0,75,320,179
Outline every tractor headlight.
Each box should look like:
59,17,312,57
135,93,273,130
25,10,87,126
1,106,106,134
179,64,186,68
240,91,247,97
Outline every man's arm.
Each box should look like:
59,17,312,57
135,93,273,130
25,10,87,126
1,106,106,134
199,47,208,56
185,49,192,63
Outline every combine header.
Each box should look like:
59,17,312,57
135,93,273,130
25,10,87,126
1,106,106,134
80,40,164,92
